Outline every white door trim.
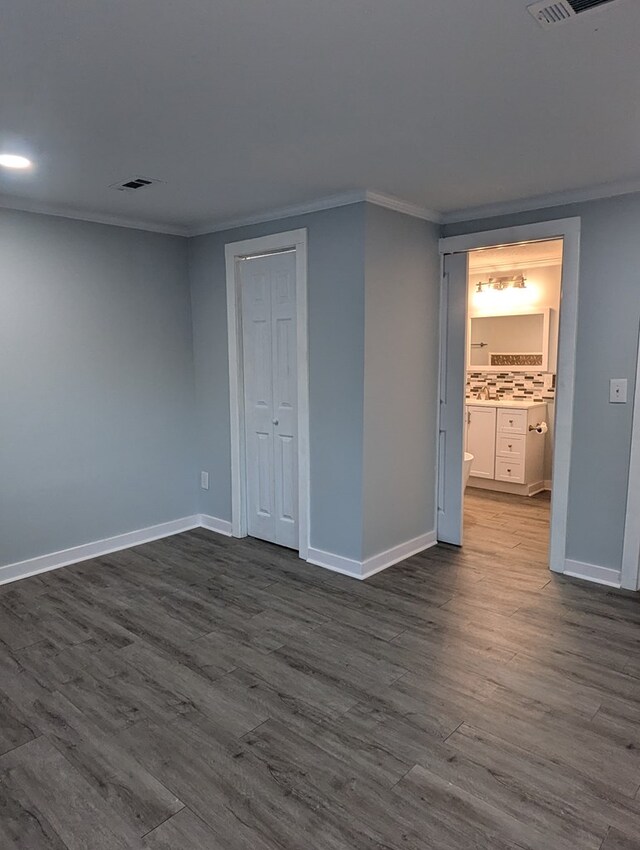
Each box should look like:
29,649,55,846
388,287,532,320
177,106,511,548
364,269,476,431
225,229,309,559
438,216,581,575
621,320,640,591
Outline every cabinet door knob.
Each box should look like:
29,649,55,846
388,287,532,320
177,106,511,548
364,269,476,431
272,419,279,426
508,444,512,449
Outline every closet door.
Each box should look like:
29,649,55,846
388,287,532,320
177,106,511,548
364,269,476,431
240,251,298,548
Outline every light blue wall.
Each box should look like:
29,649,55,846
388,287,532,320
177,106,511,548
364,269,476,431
0,209,197,567
189,203,367,560
443,193,640,573
8,191,632,578
362,205,440,559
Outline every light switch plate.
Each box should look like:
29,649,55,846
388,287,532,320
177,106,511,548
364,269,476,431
200,471,210,490
609,378,627,403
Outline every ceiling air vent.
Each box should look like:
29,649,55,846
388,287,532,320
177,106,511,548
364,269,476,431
110,176,163,192
527,0,618,27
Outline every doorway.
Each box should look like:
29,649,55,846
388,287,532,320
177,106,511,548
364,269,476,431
464,239,562,566
622,321,640,591
225,229,309,558
437,218,581,576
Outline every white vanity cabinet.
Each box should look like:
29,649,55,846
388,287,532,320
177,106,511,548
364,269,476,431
466,402,547,496
466,406,496,478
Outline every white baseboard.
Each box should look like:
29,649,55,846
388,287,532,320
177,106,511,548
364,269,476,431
0,513,236,586
0,515,202,586
469,478,546,497
361,531,438,579
3,518,624,594
563,558,621,588
306,548,363,578
307,530,437,580
0,518,433,586
199,514,233,536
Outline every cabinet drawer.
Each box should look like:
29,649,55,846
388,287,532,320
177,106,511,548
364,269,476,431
495,457,525,483
496,434,525,460
497,409,527,435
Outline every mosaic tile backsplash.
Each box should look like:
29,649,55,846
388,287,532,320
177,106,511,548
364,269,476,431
466,371,555,402
489,353,543,368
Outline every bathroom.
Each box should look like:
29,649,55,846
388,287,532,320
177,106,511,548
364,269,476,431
462,239,563,560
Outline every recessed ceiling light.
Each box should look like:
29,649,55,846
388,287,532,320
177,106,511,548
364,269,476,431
0,154,32,169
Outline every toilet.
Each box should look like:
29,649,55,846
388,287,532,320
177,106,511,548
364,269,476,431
463,452,474,490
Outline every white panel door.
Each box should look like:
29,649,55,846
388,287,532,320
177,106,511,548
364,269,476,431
240,251,298,549
437,252,468,545
466,406,496,479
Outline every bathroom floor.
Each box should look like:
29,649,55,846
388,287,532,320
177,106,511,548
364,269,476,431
464,488,551,572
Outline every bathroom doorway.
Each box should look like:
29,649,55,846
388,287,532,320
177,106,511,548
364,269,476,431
437,218,581,577
463,240,562,564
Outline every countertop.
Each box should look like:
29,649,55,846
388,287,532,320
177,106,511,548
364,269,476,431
466,399,548,409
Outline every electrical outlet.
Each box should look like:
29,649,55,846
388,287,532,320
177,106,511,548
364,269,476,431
609,378,627,404
200,471,209,490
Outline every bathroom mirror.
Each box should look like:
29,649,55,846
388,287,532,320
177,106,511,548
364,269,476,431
468,308,552,372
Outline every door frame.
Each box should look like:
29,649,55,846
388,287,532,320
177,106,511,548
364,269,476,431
438,217,581,574
225,228,309,559
621,320,640,590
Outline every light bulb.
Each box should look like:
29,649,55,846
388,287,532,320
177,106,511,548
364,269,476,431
0,154,32,169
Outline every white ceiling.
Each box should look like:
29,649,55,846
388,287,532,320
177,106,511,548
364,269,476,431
469,239,564,272
1,0,639,233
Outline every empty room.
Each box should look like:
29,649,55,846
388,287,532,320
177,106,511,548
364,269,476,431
2,1,640,849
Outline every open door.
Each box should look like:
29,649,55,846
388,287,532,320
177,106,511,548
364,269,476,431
437,252,468,545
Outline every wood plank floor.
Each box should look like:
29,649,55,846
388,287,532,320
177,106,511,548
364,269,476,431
1,491,639,849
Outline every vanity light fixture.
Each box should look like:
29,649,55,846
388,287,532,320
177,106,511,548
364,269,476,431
476,274,527,293
0,154,32,169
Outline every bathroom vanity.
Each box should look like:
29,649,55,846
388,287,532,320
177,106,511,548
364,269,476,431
465,400,547,496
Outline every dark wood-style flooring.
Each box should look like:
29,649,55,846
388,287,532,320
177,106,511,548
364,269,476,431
1,490,639,849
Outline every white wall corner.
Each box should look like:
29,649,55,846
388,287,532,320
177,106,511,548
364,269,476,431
563,559,622,589
199,514,233,536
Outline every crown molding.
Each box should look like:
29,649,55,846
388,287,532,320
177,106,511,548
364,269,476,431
188,189,442,236
363,191,443,224
0,195,189,237
0,189,440,241
5,174,639,242
188,191,367,236
441,176,640,225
